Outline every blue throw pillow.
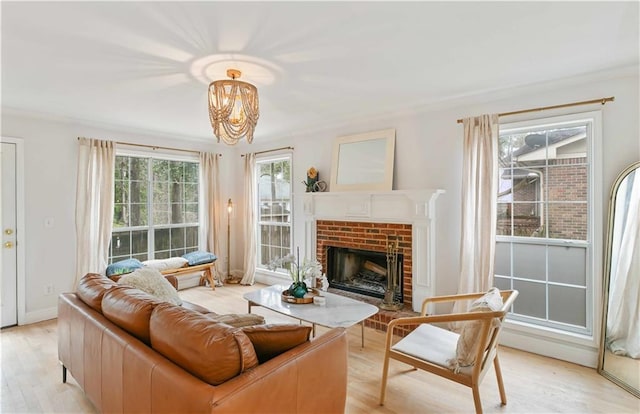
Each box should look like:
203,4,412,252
106,258,143,277
182,251,217,266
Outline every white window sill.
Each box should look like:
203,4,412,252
254,268,291,286
501,318,599,368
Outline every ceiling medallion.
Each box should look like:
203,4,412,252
208,69,259,145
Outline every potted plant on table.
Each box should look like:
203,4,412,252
268,247,322,298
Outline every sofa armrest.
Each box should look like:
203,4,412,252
207,327,348,413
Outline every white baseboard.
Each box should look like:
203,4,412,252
254,271,290,286
501,326,599,368
22,306,57,325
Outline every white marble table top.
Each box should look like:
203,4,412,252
243,284,379,329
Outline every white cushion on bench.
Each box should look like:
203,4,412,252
142,257,189,271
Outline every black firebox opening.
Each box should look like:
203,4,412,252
326,246,403,302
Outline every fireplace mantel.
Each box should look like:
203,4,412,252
301,189,444,312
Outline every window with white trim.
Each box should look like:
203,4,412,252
256,154,292,268
108,154,200,263
495,111,601,336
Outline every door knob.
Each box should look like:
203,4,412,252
4,229,12,235
4,241,13,248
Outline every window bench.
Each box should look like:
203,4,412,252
161,262,217,290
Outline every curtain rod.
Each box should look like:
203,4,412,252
241,146,294,157
76,137,222,157
456,96,615,124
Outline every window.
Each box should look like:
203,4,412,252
495,111,601,336
256,154,292,269
109,154,200,263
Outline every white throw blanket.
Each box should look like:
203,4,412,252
118,267,182,306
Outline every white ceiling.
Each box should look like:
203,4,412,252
2,1,638,143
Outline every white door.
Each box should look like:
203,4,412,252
1,142,18,327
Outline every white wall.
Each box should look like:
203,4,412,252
240,68,638,292
235,68,639,366
2,67,638,365
0,115,234,323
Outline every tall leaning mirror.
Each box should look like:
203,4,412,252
598,161,640,398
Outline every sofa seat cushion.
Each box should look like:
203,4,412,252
76,273,117,313
150,303,259,385
102,286,164,344
206,313,265,328
117,267,182,306
242,324,312,363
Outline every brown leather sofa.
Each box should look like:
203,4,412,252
58,273,348,413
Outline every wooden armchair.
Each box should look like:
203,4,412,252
379,289,518,414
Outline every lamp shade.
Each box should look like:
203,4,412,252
208,69,259,145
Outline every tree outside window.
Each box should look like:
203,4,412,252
256,155,292,269
109,155,200,263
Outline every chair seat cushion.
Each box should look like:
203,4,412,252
391,324,473,375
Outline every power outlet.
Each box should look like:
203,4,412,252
44,285,54,295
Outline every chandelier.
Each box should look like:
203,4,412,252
208,69,259,145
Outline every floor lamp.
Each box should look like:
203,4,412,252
226,198,240,284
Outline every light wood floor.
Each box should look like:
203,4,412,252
2,283,639,413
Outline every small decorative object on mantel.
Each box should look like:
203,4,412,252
303,167,327,192
268,247,323,302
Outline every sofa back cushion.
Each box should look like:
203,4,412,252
150,303,259,385
101,286,163,344
76,273,117,313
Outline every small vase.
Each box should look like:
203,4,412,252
292,283,307,298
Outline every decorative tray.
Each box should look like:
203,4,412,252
281,288,320,304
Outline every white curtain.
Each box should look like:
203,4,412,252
606,168,640,358
240,153,257,285
75,137,115,287
453,114,499,315
200,152,223,286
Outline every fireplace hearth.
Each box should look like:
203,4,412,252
327,246,403,302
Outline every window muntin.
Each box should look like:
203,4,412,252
256,155,292,269
496,114,596,335
109,154,199,263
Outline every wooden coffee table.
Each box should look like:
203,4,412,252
244,284,379,347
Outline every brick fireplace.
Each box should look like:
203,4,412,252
302,189,444,333
315,220,413,308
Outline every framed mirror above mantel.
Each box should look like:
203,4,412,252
329,129,396,192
